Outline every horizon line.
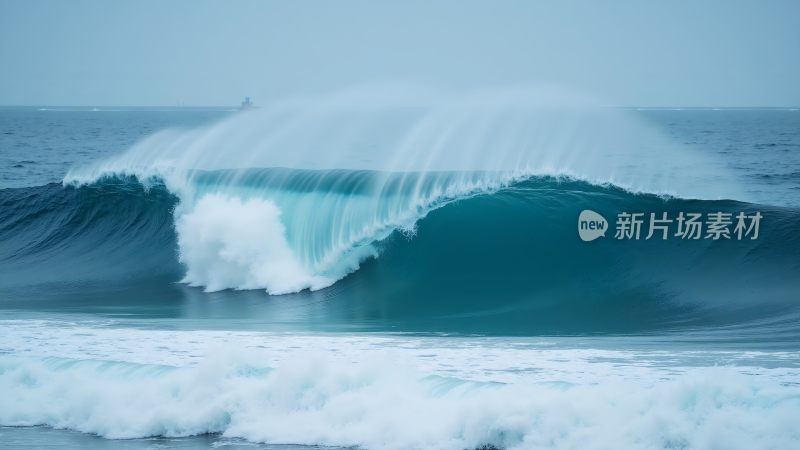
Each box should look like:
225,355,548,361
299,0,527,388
1,104,799,109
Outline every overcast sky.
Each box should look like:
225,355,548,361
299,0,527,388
1,0,798,107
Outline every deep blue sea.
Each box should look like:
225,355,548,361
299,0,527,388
1,101,799,449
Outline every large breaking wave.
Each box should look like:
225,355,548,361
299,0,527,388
2,174,799,336
2,87,798,335
60,87,747,291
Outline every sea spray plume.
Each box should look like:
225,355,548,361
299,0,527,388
64,85,745,294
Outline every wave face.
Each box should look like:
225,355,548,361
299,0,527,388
167,169,514,294
0,179,179,287
2,174,799,336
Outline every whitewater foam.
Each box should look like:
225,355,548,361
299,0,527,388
1,321,798,450
175,194,347,294
4,355,799,450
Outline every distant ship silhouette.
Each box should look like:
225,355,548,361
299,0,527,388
239,97,254,111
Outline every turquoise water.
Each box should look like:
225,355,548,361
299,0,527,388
1,103,799,449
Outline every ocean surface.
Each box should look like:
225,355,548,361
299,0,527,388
0,98,799,449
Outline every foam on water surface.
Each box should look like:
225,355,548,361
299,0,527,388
1,320,799,450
